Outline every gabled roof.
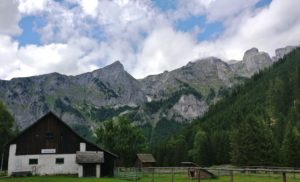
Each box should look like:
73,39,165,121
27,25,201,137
181,162,199,167
8,111,118,158
137,154,156,163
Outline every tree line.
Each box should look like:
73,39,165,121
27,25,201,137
0,102,16,170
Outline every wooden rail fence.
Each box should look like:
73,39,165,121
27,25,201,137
115,166,300,182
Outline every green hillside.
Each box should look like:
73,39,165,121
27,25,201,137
154,48,300,167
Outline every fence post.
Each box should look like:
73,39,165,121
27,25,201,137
171,168,174,182
197,169,200,182
293,168,296,179
0,151,4,172
282,172,287,182
135,168,137,182
152,168,154,182
230,171,234,182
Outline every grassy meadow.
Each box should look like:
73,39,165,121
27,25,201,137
1,174,300,182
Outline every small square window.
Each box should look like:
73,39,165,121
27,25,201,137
29,159,38,165
56,158,64,164
46,132,54,140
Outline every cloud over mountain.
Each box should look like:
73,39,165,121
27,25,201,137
0,0,299,80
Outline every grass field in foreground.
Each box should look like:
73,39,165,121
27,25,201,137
1,174,300,182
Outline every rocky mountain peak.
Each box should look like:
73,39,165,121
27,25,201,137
273,46,298,61
194,57,223,64
184,57,225,70
89,60,125,79
244,47,259,57
242,47,272,73
105,60,124,70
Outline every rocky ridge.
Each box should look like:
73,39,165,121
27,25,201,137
0,45,298,141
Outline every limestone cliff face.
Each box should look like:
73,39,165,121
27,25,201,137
170,94,208,121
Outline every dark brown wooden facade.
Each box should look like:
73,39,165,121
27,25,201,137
181,162,215,179
8,112,117,176
135,154,156,169
187,168,215,179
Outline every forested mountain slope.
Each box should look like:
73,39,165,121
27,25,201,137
154,48,300,167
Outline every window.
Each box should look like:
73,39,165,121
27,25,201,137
56,158,64,164
46,132,54,140
29,159,38,165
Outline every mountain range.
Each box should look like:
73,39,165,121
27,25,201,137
0,45,297,142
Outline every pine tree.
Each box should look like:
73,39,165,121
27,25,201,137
211,131,230,165
280,124,300,167
230,115,277,166
259,122,278,165
96,117,146,166
188,129,214,166
165,135,188,166
0,101,15,169
230,116,258,166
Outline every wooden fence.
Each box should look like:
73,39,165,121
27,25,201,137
115,166,300,182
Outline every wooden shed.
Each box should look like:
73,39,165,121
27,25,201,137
136,154,156,169
181,162,215,179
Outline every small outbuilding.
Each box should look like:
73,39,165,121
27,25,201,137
181,162,215,179
135,154,156,169
7,111,117,177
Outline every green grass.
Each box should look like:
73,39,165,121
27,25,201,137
1,174,300,182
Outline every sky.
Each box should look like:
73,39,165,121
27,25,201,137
0,0,299,80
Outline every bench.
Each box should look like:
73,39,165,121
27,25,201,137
11,171,32,177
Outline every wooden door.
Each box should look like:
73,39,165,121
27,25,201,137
83,164,96,177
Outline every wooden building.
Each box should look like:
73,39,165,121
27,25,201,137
181,162,215,179
136,154,156,169
7,112,117,177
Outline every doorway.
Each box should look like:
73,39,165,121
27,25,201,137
83,164,96,177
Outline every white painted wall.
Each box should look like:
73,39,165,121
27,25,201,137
78,142,85,177
96,164,101,178
8,144,79,176
8,144,16,176
78,165,83,177
80,143,86,152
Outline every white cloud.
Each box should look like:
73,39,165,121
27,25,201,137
0,0,299,80
18,0,48,14
79,0,98,17
204,0,259,22
0,36,102,80
0,0,21,35
133,26,198,78
173,0,259,22
0,35,19,78
132,0,300,77
195,0,300,60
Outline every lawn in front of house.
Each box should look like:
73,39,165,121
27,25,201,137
1,174,300,182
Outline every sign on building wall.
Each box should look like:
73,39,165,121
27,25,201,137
41,149,56,154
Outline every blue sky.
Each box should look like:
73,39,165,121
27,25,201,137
15,0,271,46
0,0,299,80
17,16,43,46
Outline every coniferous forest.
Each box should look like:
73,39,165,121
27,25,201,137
153,48,300,167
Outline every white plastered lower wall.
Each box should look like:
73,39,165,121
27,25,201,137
8,144,79,176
